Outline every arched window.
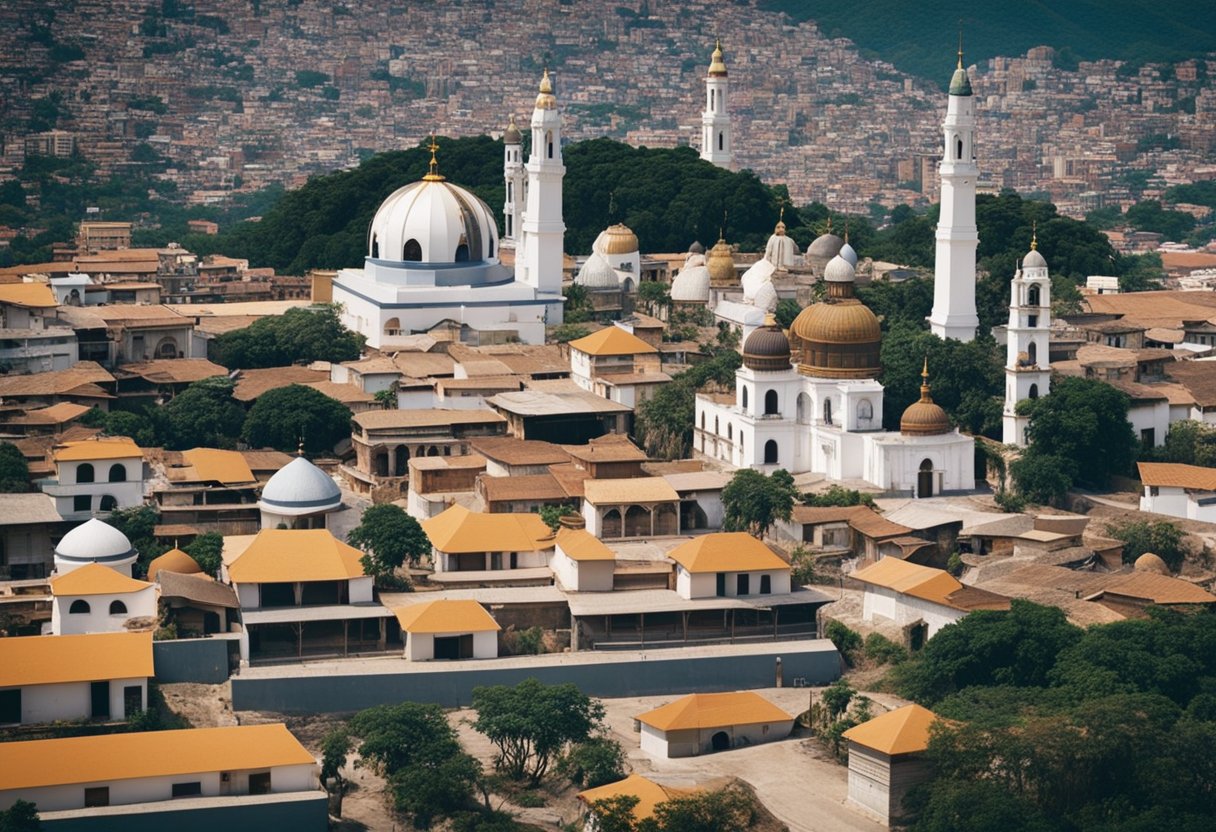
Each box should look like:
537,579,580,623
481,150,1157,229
403,239,422,262
718,132,724,151
764,390,779,415
108,464,126,483
546,130,554,159
858,399,874,422
384,317,401,337
1028,341,1038,365
76,463,95,484
371,235,379,259
823,398,833,425
764,440,778,464
99,495,118,512
68,288,81,306
454,243,470,262
155,337,178,359
109,600,127,615
1028,285,1041,307
727,423,733,440
69,599,90,615
742,388,749,411
1029,384,1039,399
796,393,810,425
955,136,963,160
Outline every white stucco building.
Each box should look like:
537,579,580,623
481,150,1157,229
49,562,156,635
257,455,343,530
667,532,791,600
394,599,500,661
695,257,976,497
551,528,617,592
1003,239,1053,445
45,437,145,521
1137,461,1216,522
843,704,940,826
700,41,731,168
0,632,152,725
637,692,794,758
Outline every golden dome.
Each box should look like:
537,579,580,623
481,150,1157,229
790,281,882,379
147,547,202,582
707,238,736,284
1133,552,1169,575
596,223,639,255
535,69,557,109
708,39,727,77
900,359,951,436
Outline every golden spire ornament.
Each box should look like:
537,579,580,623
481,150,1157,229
423,133,444,181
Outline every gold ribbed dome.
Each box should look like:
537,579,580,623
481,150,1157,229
596,223,639,255
535,69,557,109
790,272,882,379
707,238,736,284
900,359,951,436
708,39,727,77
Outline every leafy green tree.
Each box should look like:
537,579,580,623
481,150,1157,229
803,485,876,508
1125,200,1196,241
390,746,482,827
535,503,577,532
637,281,670,317
472,679,605,785
551,323,591,343
212,306,364,369
721,468,798,538
558,736,626,788
909,779,1058,832
0,443,31,493
1155,419,1216,467
1118,252,1165,292
242,384,351,454
774,298,802,330
182,532,224,577
1008,451,1073,506
645,784,759,832
1103,519,1186,572
856,276,935,331
102,409,158,446
589,795,640,832
372,387,396,409
320,726,351,815
563,283,593,324
0,800,41,832
824,620,863,664
634,351,740,459
346,503,430,578
864,633,908,665
107,505,167,576
160,376,245,450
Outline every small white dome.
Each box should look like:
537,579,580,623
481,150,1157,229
684,252,706,269
808,232,845,259
741,258,777,302
839,241,858,267
752,281,778,312
824,254,856,283
575,252,620,289
259,457,342,517
1023,249,1047,269
55,519,135,567
368,179,499,265
671,264,711,303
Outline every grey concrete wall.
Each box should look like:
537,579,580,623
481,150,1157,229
153,637,234,684
232,642,841,713
40,793,327,832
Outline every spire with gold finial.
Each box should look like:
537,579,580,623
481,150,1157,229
535,68,556,109
708,38,727,77
1030,220,1038,250
957,25,964,69
949,23,973,96
920,355,933,402
423,134,444,181
297,438,305,458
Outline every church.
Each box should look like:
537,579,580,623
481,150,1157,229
332,71,567,347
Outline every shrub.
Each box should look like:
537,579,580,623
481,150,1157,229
825,620,863,663
864,633,908,665
558,736,626,788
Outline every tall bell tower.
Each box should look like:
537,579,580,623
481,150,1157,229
501,115,525,250
1003,236,1052,445
520,69,565,297
700,40,731,168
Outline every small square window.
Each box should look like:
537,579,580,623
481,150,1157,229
73,495,91,513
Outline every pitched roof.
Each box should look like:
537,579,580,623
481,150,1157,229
0,282,59,309
469,437,570,466
353,409,506,430
1092,572,1216,605
851,557,1010,612
232,366,329,401
0,724,315,791
117,358,227,384
667,532,788,574
583,477,680,505
180,448,256,485
421,504,554,554
842,704,940,756
564,435,648,463
637,692,793,731
226,528,366,583
555,528,616,562
52,436,142,462
578,774,692,821
50,563,153,597
480,473,569,503
1137,461,1216,491
0,632,154,688
394,599,500,634
157,570,240,609
17,402,91,425
0,362,114,397
569,326,658,356
147,547,202,581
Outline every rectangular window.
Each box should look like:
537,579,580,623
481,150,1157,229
73,495,91,513
172,782,202,798
84,787,110,808
0,689,21,724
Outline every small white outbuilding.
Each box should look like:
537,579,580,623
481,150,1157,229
842,704,940,826
394,599,500,661
636,691,794,758
551,528,616,592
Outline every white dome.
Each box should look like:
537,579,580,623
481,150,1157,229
575,252,620,289
671,264,711,302
368,178,500,265
824,254,856,283
259,457,343,517
1023,249,1047,269
839,241,858,267
54,519,135,568
753,281,779,313
741,258,777,302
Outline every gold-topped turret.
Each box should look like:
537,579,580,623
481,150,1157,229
535,68,557,109
900,357,952,436
708,39,727,77
422,134,445,182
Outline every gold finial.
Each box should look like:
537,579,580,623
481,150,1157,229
778,204,785,223
826,215,833,234
844,218,850,244
1030,220,1038,250
539,68,552,94
920,355,933,402
423,134,444,181
763,312,777,327
957,22,964,69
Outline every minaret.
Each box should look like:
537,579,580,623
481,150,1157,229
928,39,980,342
1003,233,1052,446
501,115,525,250
520,69,565,297
700,40,731,168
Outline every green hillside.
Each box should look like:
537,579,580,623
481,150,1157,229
760,0,1216,82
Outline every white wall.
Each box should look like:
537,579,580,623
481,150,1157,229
861,586,965,639
349,576,374,604
552,549,615,592
6,678,146,725
846,743,893,824
52,587,156,635
405,630,497,661
675,567,791,600
641,720,794,759
1141,485,1216,522
0,763,316,812
1128,399,1169,447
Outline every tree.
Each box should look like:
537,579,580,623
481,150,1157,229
0,801,40,832
107,505,167,576
160,376,245,450
551,323,591,343
0,443,31,493
589,795,641,832
346,503,430,577
372,387,396,409
182,532,223,577
1017,376,1137,490
320,727,351,815
910,779,1058,832
472,679,605,785
721,468,798,537
774,298,802,329
645,785,759,832
212,305,364,369
803,485,876,508
1104,519,1187,571
558,736,626,788
634,351,741,459
1156,419,1216,467
242,384,351,454
101,409,157,446
535,503,577,532
1008,450,1072,506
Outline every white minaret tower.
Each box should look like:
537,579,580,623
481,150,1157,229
520,69,565,297
928,44,980,342
501,115,525,250
700,40,731,168
1003,235,1052,446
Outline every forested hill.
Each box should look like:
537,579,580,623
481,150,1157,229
188,136,810,274
760,0,1216,81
